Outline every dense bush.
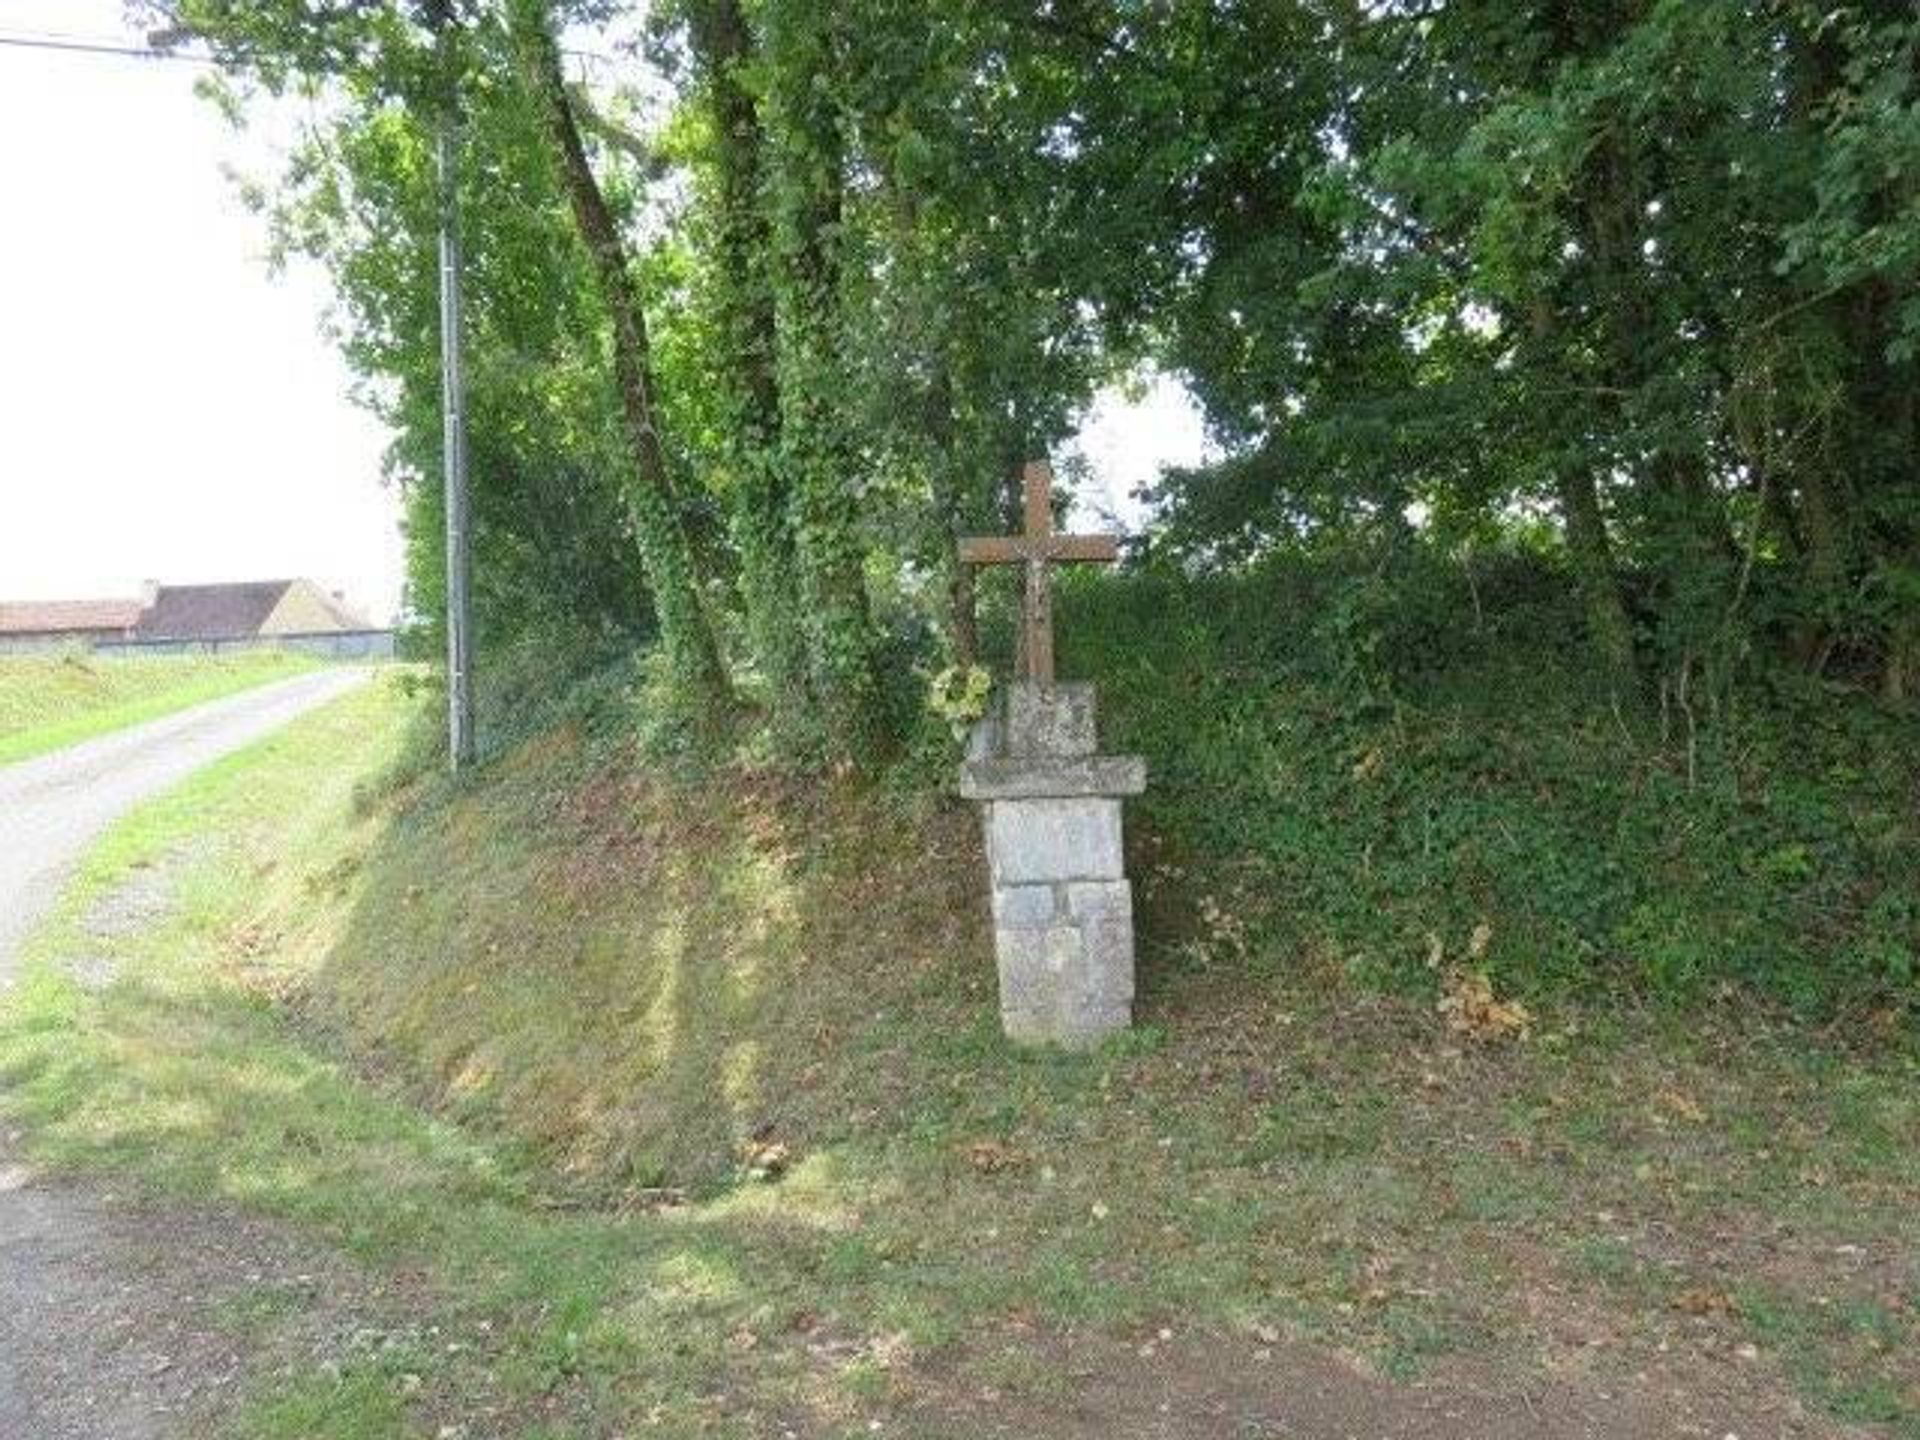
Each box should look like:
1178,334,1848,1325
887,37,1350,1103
1064,557,1919,1019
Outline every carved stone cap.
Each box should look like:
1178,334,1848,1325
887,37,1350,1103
959,754,1147,801
1004,681,1098,758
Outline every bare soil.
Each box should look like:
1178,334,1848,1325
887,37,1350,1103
899,1323,1858,1439
0,1133,407,1439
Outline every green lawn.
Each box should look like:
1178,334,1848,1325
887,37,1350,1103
0,675,1914,1437
0,649,320,764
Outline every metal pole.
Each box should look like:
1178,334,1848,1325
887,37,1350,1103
436,39,476,770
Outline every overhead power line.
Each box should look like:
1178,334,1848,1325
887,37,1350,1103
0,26,628,75
0,29,212,63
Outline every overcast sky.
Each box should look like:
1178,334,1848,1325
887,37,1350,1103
0,1,1207,626
0,0,401,620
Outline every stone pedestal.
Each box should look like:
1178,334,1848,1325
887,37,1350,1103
961,682,1146,1047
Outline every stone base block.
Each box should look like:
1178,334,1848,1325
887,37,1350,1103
967,683,1143,1048
986,874,1136,1048
1001,996,1132,1048
985,797,1124,885
1004,681,1098,758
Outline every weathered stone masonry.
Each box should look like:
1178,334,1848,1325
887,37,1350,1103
962,681,1146,1047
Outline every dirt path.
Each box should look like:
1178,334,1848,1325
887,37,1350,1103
0,665,370,982
0,669,374,1436
0,1146,238,1439
904,1325,1858,1439
0,1137,398,1440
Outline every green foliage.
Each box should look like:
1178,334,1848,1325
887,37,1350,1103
223,9,655,655
160,2,1920,1036
1064,561,1920,1016
1107,1,1920,698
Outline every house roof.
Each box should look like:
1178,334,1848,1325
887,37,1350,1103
0,598,145,635
0,580,375,641
135,581,296,641
296,581,374,632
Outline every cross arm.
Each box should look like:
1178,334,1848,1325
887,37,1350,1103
958,534,1120,566
1046,535,1120,563
957,536,1028,565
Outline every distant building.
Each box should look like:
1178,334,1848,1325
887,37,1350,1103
0,598,145,648
0,579,393,658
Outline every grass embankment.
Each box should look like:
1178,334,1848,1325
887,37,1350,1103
0,636,1915,1436
0,648,319,764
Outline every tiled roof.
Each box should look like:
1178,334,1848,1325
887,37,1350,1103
135,581,294,641
0,598,144,635
298,581,374,632
0,580,375,640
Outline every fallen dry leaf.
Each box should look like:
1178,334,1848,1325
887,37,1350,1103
964,1139,1020,1174
1672,1286,1738,1319
1437,967,1532,1042
739,1138,792,1182
1654,1087,1708,1123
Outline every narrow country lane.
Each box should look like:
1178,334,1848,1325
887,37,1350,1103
0,665,373,1439
0,666,371,981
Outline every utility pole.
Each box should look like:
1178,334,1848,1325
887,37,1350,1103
432,1,476,769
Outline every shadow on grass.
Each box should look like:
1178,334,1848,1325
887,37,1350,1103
3,683,1916,1436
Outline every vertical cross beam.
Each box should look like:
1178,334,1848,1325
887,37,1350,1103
1019,462,1057,685
957,459,1120,686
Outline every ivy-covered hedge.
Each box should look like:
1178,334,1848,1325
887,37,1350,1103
1062,558,1919,1019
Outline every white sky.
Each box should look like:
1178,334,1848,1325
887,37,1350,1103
1069,373,1213,531
0,0,402,622
0,2,1208,628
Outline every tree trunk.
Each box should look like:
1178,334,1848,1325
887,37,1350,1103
764,7,885,752
1789,459,1849,666
1527,298,1636,680
1556,466,1638,681
1866,285,1919,702
877,154,980,671
923,366,980,666
1886,602,1919,703
510,1,732,716
687,0,812,711
1580,121,1731,665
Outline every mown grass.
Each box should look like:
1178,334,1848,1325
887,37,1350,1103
0,647,319,763
0,670,1914,1436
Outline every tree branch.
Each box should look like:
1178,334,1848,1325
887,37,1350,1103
566,82,665,180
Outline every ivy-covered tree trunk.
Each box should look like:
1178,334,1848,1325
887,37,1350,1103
510,0,732,717
1791,444,1853,671
1580,121,1729,678
1866,286,1920,702
1556,467,1637,681
926,370,981,668
763,4,886,752
876,155,979,670
1524,297,1636,681
687,0,812,714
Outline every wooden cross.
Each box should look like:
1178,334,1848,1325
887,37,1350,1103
958,459,1119,685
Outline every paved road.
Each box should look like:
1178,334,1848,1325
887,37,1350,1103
0,666,371,985
0,666,370,1439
